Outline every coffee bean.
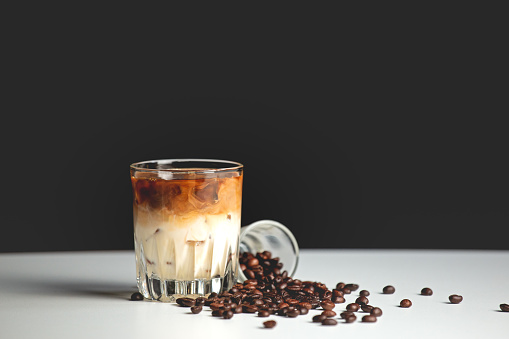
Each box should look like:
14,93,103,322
234,306,243,313
383,285,395,294
244,269,256,279
336,282,345,290
449,295,463,304
346,303,360,312
180,298,196,307
258,310,270,317
209,302,224,311
342,288,351,294
361,304,374,313
130,292,144,301
321,310,337,317
243,305,258,313
400,299,412,308
313,314,327,322
299,302,312,310
190,306,202,314
331,296,345,304
345,284,359,291
355,296,369,306
195,297,207,306
286,309,300,317
500,304,509,312
345,314,357,323
299,307,309,315
320,300,335,310
370,307,383,317
359,290,370,297
223,310,234,319
263,320,277,328
340,311,354,319
420,287,433,296
362,315,377,322
322,319,338,325
212,309,224,317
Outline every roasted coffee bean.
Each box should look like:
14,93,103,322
500,304,509,312
212,309,224,317
345,284,359,291
322,318,337,325
449,295,463,304
313,314,327,322
332,289,344,297
209,292,218,298
383,285,395,294
320,300,335,310
209,302,224,311
346,303,360,312
263,320,277,328
340,311,354,319
234,305,243,313
345,314,357,323
336,282,346,290
286,309,300,318
252,299,264,306
359,290,370,297
361,304,374,313
180,298,196,307
195,297,207,306
421,287,433,296
331,296,345,304
190,306,202,314
244,269,256,279
400,299,412,308
258,310,270,317
370,307,383,317
355,296,369,306
223,310,234,319
321,310,337,317
362,315,377,322
342,288,351,294
299,302,312,310
130,292,144,301
299,307,309,315
243,305,258,313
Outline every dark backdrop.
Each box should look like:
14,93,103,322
2,7,507,252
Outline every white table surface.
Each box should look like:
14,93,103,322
1,249,508,339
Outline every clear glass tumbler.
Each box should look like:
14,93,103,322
130,159,243,302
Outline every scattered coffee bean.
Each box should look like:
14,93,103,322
191,306,202,314
336,282,345,290
500,304,509,312
342,288,351,294
234,306,243,313
346,303,360,312
179,297,196,307
322,318,338,325
223,310,234,319
263,320,277,328
258,310,270,317
359,290,370,297
355,296,369,306
287,309,300,317
313,314,327,322
299,307,309,315
362,315,377,322
321,310,337,317
345,314,357,323
320,300,336,310
421,287,433,296
195,297,207,306
370,307,383,317
331,296,345,304
212,309,224,317
340,311,354,319
345,283,359,291
243,305,258,313
449,295,463,304
130,292,144,301
361,304,374,313
383,285,395,294
277,308,288,316
400,299,412,308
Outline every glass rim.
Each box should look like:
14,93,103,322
130,158,243,174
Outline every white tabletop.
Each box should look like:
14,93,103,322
1,249,508,339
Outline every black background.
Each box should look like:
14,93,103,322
2,6,507,252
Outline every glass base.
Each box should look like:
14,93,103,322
137,276,231,302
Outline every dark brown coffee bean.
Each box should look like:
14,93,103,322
190,306,202,314
342,288,351,294
243,305,258,313
355,296,369,306
258,310,270,317
234,306,243,313
195,297,206,306
449,295,463,304
313,314,327,322
212,309,224,317
130,292,144,301
340,311,354,319
320,300,335,310
361,304,374,313
359,290,370,297
421,287,433,296
298,302,312,310
370,307,383,317
244,269,256,279
223,310,234,319
400,299,412,308
180,298,196,307
287,309,300,317
383,285,395,294
346,303,360,312
299,307,309,315
500,304,509,312
336,282,345,290
247,258,259,267
321,310,337,317
263,320,277,328
209,302,224,311
345,284,359,291
322,318,338,325
362,315,377,322
331,296,345,304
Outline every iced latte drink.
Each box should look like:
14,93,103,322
130,159,243,302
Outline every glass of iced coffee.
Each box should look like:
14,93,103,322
130,159,243,302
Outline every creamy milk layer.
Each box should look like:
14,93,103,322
132,174,242,281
